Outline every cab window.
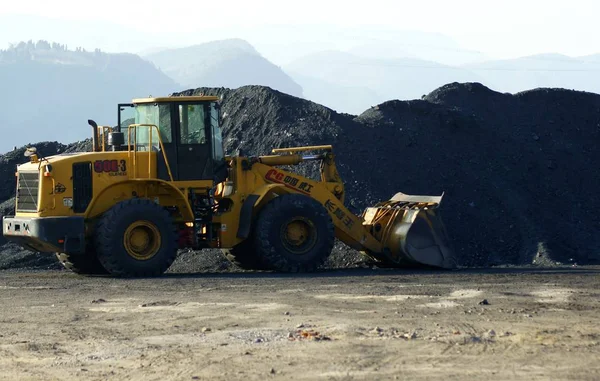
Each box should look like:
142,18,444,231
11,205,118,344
127,104,172,148
179,104,206,144
210,102,224,161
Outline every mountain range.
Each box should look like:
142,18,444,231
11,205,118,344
0,41,178,152
0,37,599,151
285,50,600,114
143,39,302,97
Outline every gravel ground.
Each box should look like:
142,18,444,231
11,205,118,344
0,266,598,380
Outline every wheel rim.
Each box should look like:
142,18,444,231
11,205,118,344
281,217,317,255
123,221,161,261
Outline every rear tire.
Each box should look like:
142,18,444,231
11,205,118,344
254,194,334,272
95,198,178,277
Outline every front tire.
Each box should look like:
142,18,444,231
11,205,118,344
254,194,334,272
95,198,178,277
222,238,268,271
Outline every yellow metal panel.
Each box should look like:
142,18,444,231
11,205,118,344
258,155,303,166
85,179,195,221
171,180,214,189
14,151,194,222
132,96,220,104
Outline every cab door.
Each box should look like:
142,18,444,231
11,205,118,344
120,102,179,181
174,103,213,181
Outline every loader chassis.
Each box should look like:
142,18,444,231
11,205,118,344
2,95,455,276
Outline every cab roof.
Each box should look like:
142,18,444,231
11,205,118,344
132,95,220,104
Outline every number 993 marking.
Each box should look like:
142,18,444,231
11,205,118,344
94,160,127,176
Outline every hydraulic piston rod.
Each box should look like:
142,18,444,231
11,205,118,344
258,153,327,166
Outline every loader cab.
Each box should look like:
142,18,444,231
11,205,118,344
118,96,226,182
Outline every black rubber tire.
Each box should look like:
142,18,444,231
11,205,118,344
254,194,335,272
222,238,268,271
95,198,178,277
55,243,108,275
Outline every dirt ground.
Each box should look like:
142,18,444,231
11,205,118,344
0,267,598,381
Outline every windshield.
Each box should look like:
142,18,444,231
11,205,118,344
123,104,172,148
179,104,206,144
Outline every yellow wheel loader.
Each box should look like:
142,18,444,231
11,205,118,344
2,95,455,276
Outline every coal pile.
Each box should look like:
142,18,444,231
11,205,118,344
1,83,598,271
176,83,600,267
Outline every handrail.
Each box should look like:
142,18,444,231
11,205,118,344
96,126,113,152
126,124,174,182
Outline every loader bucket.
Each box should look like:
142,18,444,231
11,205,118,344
363,192,456,269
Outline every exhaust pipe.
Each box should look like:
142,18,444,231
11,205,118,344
88,119,99,152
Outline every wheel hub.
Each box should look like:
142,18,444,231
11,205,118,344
281,217,317,255
124,221,161,260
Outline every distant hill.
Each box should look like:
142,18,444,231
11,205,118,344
0,40,179,152
284,50,484,113
241,26,490,67
288,72,382,115
285,50,600,114
464,53,600,94
144,39,303,97
344,31,488,66
579,53,600,63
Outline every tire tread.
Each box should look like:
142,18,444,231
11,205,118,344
95,198,178,277
254,194,334,273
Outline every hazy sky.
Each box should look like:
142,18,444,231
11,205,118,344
1,0,598,62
